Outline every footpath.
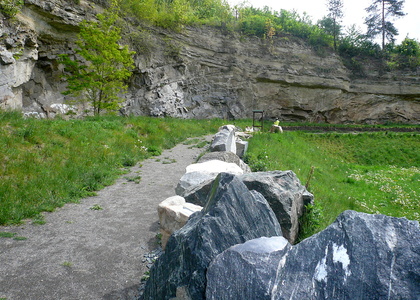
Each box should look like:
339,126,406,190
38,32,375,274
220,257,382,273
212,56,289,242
0,136,211,300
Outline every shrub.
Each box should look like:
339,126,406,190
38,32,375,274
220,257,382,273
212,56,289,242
0,0,24,18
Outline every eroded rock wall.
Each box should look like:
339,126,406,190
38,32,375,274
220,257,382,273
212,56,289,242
1,0,419,123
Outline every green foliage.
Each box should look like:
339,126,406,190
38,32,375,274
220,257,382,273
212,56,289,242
0,0,23,18
388,37,420,69
325,0,344,50
298,203,323,241
246,130,420,236
59,6,135,115
236,7,333,50
365,0,406,49
0,112,225,225
120,0,232,29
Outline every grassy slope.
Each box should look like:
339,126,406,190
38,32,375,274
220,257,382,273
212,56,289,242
0,112,234,225
244,131,420,239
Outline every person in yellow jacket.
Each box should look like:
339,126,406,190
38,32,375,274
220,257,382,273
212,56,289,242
270,118,283,133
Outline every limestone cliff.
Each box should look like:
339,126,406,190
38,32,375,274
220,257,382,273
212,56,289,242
1,0,419,123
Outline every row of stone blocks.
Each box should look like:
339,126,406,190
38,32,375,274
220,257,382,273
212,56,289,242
145,126,420,300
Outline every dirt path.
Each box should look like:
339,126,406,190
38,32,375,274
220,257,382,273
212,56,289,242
0,135,212,300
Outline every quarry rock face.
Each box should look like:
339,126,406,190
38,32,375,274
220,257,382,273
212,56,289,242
1,1,419,123
206,210,420,300
142,173,282,300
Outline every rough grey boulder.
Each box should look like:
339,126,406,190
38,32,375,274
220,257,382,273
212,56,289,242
206,236,291,300
239,170,314,244
182,178,214,207
197,151,251,173
206,210,420,300
209,125,236,153
142,173,282,300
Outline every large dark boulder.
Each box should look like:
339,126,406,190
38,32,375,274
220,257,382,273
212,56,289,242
181,170,313,243
207,236,292,300
206,210,420,299
182,178,214,207
239,170,313,244
142,173,282,300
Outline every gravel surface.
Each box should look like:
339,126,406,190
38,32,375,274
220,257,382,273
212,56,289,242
0,135,212,300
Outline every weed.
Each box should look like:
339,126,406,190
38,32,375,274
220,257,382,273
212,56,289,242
141,270,150,281
0,232,16,238
33,214,46,225
156,232,162,245
183,138,200,145
62,261,73,267
147,146,162,156
90,204,103,211
297,203,323,242
162,158,176,164
121,155,136,167
125,175,142,184
13,236,27,241
193,140,209,149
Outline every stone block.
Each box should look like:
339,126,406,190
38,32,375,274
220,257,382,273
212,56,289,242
175,160,244,195
157,196,202,250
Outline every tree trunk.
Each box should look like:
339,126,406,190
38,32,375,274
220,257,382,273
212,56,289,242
333,19,337,50
382,0,385,50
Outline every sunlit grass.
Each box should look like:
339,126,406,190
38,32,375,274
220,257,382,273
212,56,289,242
244,131,420,239
0,112,228,225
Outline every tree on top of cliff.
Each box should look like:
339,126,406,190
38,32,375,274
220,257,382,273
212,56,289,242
325,0,344,51
364,0,406,50
59,3,135,116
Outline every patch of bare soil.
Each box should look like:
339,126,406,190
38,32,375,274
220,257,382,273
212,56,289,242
0,136,212,300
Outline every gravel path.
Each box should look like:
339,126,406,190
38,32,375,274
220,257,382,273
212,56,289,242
0,135,212,300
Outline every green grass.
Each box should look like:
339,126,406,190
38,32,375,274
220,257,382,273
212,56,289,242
244,131,420,239
0,112,229,225
2,110,418,239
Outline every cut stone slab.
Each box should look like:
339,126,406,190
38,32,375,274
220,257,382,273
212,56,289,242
235,139,249,158
157,196,202,250
143,173,282,300
197,151,251,173
206,210,420,300
175,160,244,195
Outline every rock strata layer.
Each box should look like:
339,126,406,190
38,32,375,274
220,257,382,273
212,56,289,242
1,1,419,123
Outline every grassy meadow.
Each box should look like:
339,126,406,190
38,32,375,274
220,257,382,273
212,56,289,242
1,111,418,242
244,130,420,239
